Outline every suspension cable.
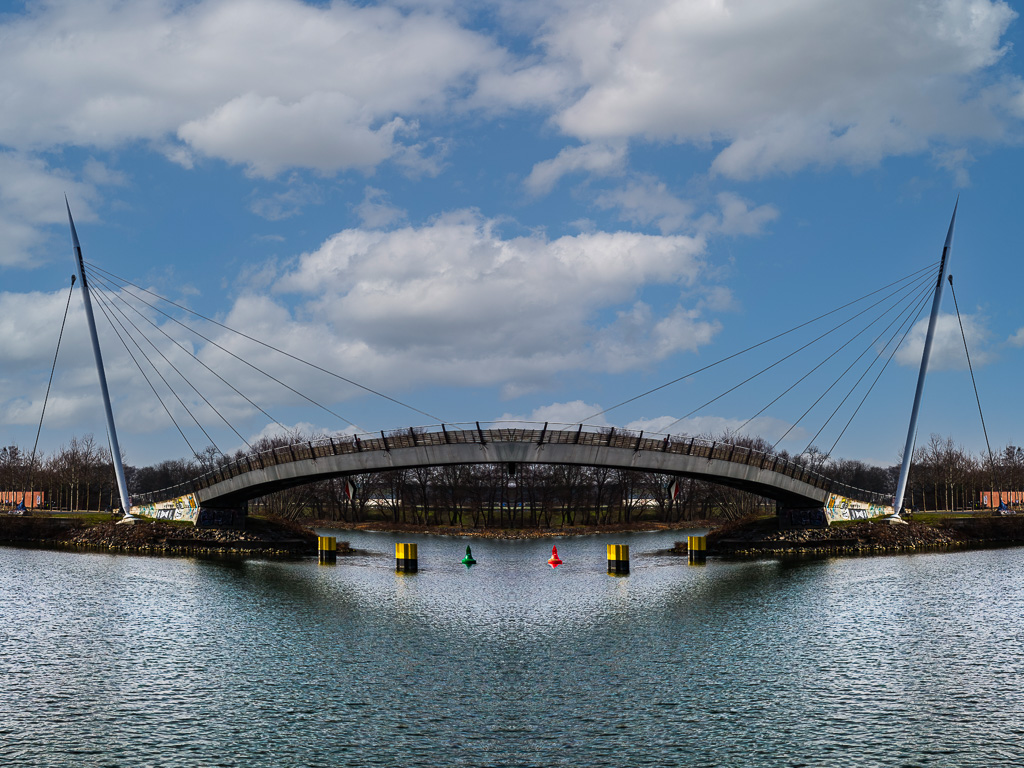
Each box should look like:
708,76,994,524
583,262,938,422
822,293,933,457
92,285,225,456
32,275,76,462
770,277,934,450
735,271,935,437
92,287,202,457
88,268,364,431
85,260,444,423
88,271,295,439
948,274,993,466
660,266,937,433
789,282,933,453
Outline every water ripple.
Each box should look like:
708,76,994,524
1,535,1022,766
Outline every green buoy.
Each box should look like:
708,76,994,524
462,545,476,567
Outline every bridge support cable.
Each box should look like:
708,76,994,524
819,293,933,459
91,279,263,451
91,285,228,456
84,260,445,424
32,274,76,464
582,261,939,423
91,279,270,454
793,284,933,454
750,276,935,451
88,272,298,441
87,269,364,433
734,273,937,439
91,289,203,458
659,266,939,434
786,282,934,455
947,274,993,468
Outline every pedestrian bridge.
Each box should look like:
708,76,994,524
133,423,893,525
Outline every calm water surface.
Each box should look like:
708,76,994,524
1,529,1022,766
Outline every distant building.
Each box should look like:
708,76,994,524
979,491,1024,507
1,491,45,508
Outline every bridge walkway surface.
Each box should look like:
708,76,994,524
135,424,892,525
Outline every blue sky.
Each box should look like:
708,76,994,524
2,0,1024,468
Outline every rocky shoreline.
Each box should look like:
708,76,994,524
0,515,708,557
0,515,321,557
6,512,1023,560
702,515,1024,557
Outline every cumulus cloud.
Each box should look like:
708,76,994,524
895,312,993,370
490,404,803,446
539,0,1018,178
0,0,503,173
354,187,407,229
250,174,324,221
0,287,121,428
190,213,722,405
496,400,610,427
0,0,1019,189
624,414,803,443
710,192,779,237
178,95,406,178
594,175,694,234
0,153,99,267
594,182,778,237
525,143,627,195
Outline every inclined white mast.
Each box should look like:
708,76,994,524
891,200,958,516
66,199,132,516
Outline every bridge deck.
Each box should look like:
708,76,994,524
136,424,890,513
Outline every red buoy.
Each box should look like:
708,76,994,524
547,545,562,568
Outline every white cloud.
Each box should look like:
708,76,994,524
594,182,778,238
539,0,1018,178
626,414,807,444
190,212,721,404
246,421,335,446
594,175,694,234
178,94,405,178
0,152,98,267
490,405,801,444
355,187,407,229
497,400,609,427
0,0,1019,191
0,0,504,173
250,174,324,221
933,147,975,187
895,312,992,370
525,142,627,195
711,192,779,237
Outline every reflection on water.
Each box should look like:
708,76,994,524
1,530,1022,766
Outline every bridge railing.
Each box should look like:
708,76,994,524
133,422,891,507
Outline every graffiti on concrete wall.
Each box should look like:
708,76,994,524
135,493,200,523
825,493,893,524
783,508,828,527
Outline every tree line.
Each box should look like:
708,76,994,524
0,430,1016,522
